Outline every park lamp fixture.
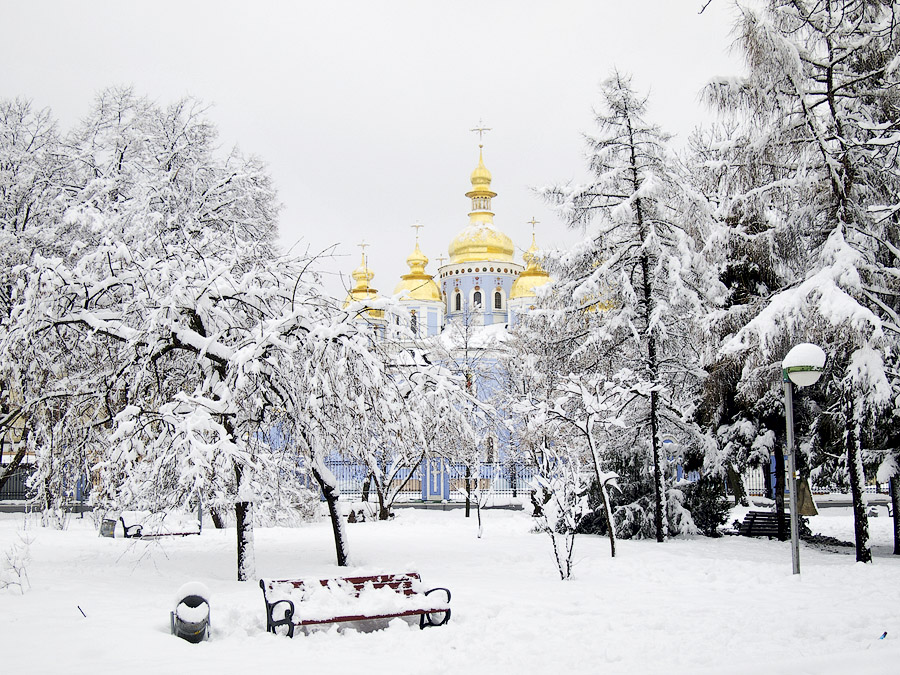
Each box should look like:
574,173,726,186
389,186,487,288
781,342,827,576
783,343,827,387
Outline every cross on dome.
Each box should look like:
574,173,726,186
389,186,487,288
470,119,491,146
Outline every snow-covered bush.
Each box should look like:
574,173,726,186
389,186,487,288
531,469,589,581
680,477,730,537
1,528,33,594
253,487,320,527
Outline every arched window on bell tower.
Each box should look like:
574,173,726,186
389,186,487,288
454,291,461,312
410,310,417,335
473,290,482,308
494,290,502,310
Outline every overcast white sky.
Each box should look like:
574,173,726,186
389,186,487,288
1,1,743,298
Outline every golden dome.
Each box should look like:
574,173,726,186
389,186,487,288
510,234,552,300
344,251,384,318
449,146,514,264
449,224,515,264
469,149,494,192
394,240,442,303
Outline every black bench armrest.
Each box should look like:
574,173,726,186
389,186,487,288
424,586,451,603
420,587,452,628
259,579,297,637
119,517,143,538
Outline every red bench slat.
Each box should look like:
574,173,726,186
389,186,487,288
260,572,450,637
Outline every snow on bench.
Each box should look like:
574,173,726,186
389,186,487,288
100,510,201,539
259,572,451,637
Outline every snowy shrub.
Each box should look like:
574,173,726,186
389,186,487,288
578,478,705,539
666,488,699,538
253,487,320,527
612,500,653,539
1,528,33,594
680,477,730,537
531,471,588,580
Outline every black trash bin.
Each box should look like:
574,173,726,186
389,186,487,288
171,582,210,643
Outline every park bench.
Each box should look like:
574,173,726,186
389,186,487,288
737,510,791,538
99,511,201,539
259,572,451,637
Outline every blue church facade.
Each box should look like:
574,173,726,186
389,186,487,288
336,142,550,504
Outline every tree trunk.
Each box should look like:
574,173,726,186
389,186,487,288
891,477,900,556
210,508,226,529
584,435,616,558
726,464,748,507
464,465,472,518
599,478,617,558
312,464,349,566
0,446,27,494
845,413,872,563
774,447,787,541
649,395,666,543
631,116,665,543
235,499,254,581
234,461,255,581
375,483,390,521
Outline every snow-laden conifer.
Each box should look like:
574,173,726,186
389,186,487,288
540,72,709,543
699,0,900,562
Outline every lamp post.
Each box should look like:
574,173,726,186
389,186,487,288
782,342,827,575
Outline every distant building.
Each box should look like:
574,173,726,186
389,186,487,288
338,141,551,503
344,142,551,337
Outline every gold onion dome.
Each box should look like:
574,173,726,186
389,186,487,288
448,147,514,264
510,234,552,300
394,240,442,302
344,252,384,318
469,148,494,189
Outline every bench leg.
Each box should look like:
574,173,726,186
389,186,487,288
420,608,451,629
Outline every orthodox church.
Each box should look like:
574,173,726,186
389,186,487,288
337,139,553,502
343,141,551,334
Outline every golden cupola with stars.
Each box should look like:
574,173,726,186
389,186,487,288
448,143,515,264
510,231,552,300
394,227,442,303
344,246,384,319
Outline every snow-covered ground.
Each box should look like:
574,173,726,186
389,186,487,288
1,505,898,674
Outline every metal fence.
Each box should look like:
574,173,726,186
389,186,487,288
738,465,890,498
323,460,536,502
445,462,534,500
0,464,35,501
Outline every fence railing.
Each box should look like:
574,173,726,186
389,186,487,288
738,465,890,498
0,464,35,501
323,460,536,502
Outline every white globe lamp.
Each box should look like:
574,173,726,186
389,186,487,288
781,342,826,576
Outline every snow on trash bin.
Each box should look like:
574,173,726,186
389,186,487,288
171,581,210,643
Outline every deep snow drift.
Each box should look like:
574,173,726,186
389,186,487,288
1,505,898,674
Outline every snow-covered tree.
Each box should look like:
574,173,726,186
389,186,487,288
1,88,317,578
348,345,477,522
430,309,502,525
702,0,900,562
0,99,63,496
542,72,709,542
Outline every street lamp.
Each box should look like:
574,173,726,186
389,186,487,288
782,342,827,575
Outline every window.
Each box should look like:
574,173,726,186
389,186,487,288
455,292,461,312
473,290,482,307
410,310,417,334
485,437,495,463
494,291,502,309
